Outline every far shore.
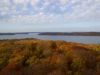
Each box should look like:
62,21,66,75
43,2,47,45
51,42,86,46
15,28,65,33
38,32,100,36
0,32,100,36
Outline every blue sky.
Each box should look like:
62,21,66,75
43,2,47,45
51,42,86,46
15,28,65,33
0,0,100,32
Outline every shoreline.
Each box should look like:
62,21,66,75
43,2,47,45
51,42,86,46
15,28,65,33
0,38,99,45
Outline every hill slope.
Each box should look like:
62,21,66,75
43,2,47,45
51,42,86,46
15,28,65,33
0,39,100,75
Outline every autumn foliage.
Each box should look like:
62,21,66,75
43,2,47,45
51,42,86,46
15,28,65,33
0,39,99,75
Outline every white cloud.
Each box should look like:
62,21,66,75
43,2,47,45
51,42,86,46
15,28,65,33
63,0,100,20
59,0,69,5
30,0,39,6
0,0,10,16
6,12,62,25
0,0,100,24
13,0,29,4
13,0,39,6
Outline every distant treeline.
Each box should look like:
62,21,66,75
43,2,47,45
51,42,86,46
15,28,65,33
0,33,29,35
39,32,100,36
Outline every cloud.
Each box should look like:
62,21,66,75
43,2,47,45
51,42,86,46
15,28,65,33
6,12,62,25
0,0,100,24
30,0,39,6
0,0,10,16
59,0,69,5
13,0,29,4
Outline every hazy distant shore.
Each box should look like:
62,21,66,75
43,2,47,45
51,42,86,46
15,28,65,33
39,32,100,36
1,32,100,36
0,32,29,35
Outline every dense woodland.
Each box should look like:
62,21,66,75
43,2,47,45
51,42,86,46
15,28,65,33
0,39,99,75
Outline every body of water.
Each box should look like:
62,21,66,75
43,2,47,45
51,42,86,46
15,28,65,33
0,33,100,44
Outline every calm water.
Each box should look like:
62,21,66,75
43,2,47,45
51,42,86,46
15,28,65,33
0,33,100,44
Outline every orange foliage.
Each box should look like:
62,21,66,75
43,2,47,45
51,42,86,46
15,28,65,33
0,39,99,75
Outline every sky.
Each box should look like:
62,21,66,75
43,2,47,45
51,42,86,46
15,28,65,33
0,0,100,32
